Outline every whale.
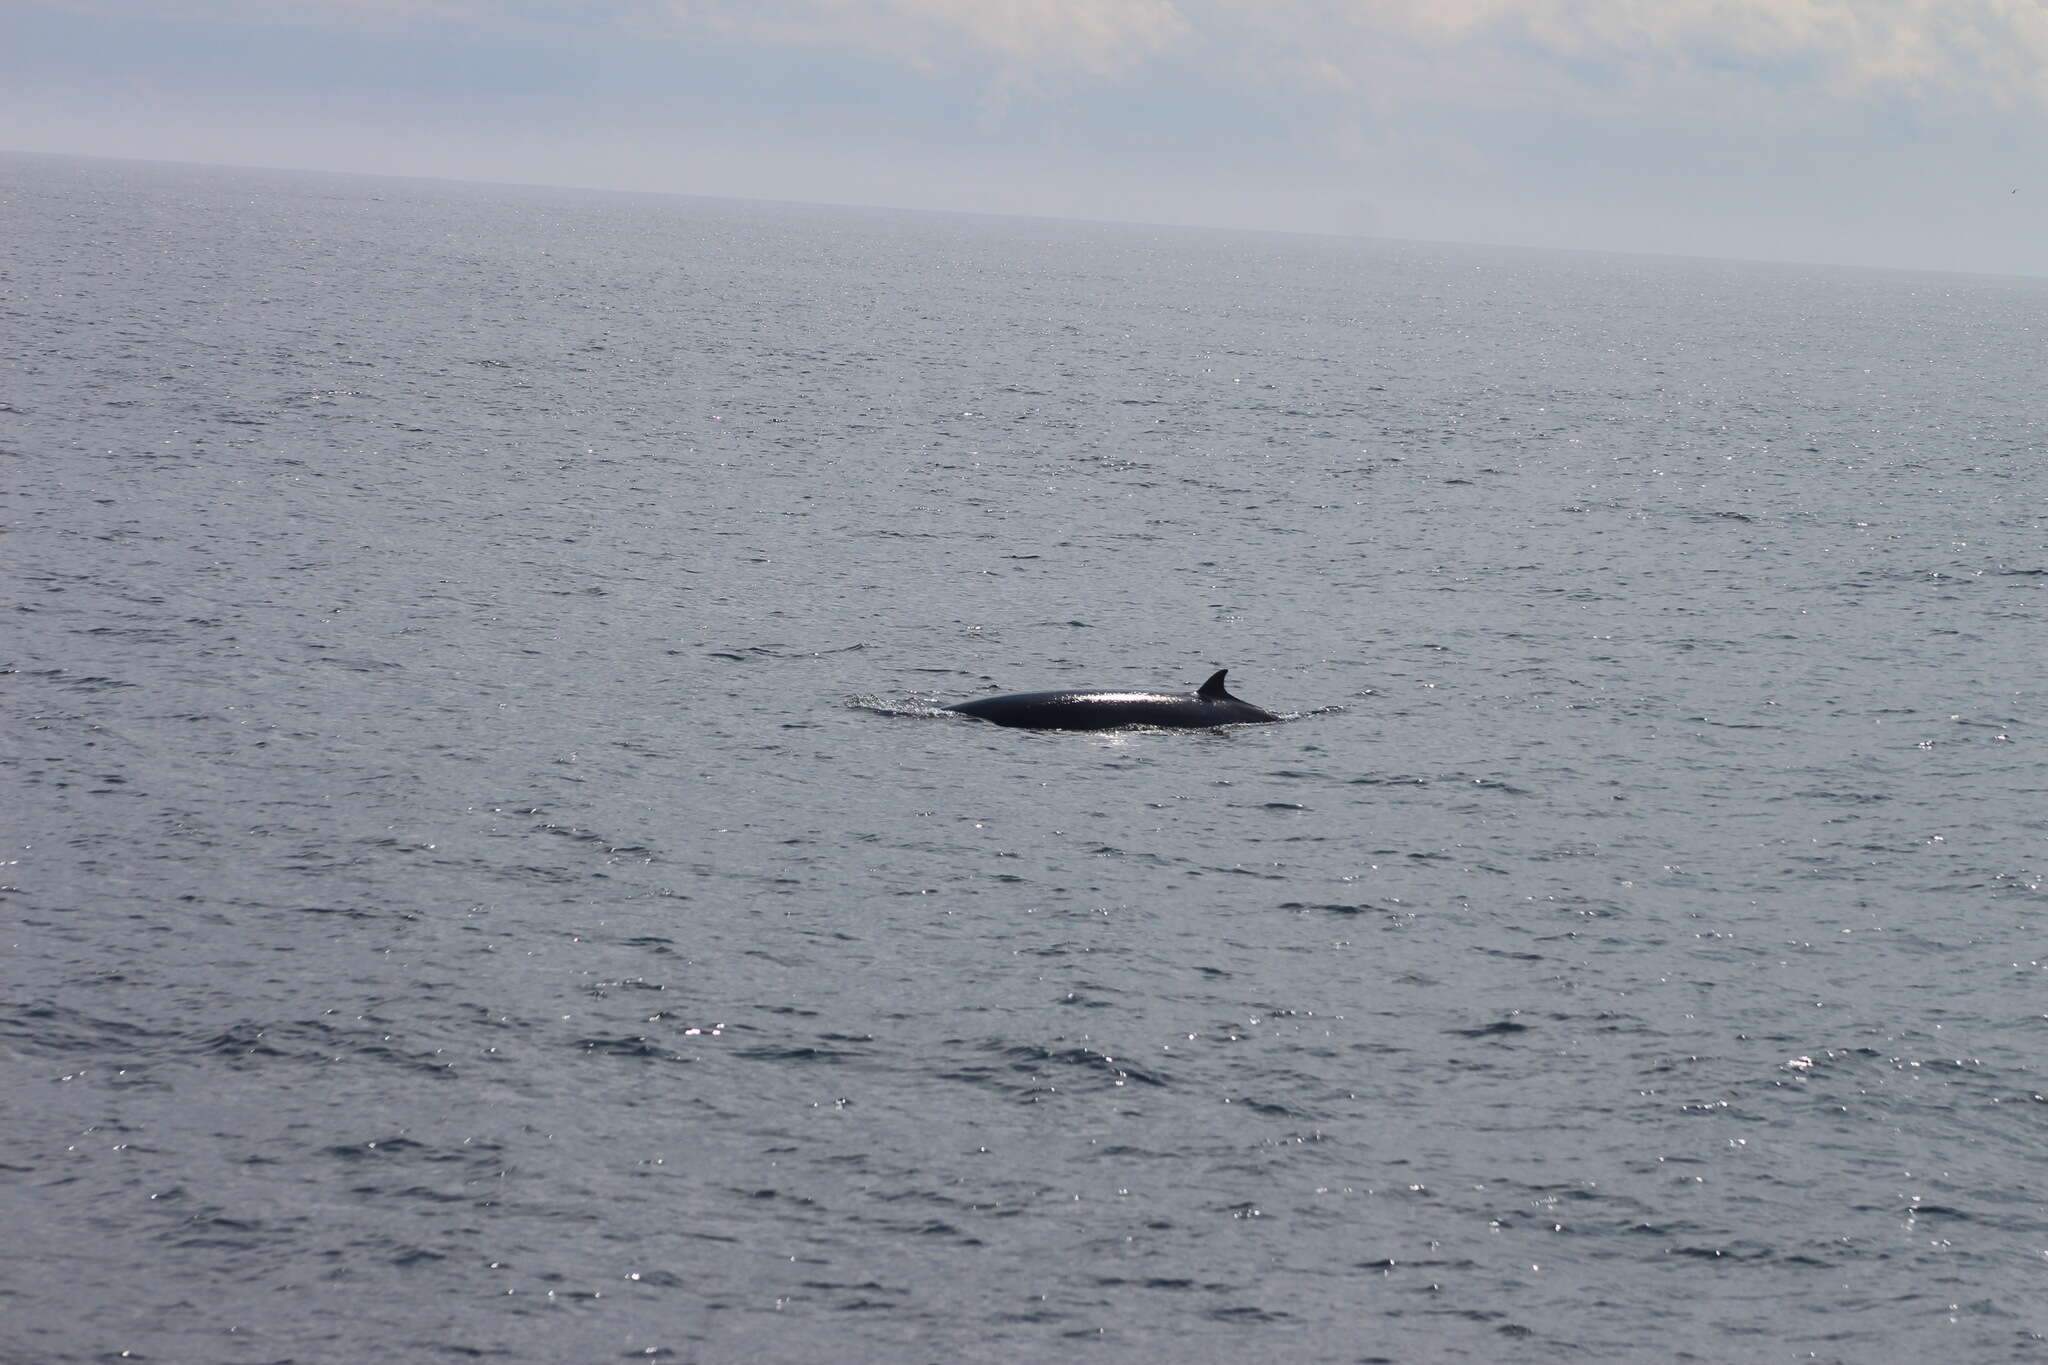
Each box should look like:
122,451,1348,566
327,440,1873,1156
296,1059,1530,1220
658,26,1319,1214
946,669,1280,731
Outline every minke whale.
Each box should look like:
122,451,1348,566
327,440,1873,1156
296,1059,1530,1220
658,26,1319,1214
947,669,1280,731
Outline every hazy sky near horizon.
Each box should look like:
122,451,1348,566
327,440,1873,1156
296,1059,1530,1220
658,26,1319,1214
7,0,2047,274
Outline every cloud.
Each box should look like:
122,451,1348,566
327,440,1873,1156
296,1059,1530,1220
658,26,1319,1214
28,0,2048,111
27,0,498,22
643,0,2048,112
1378,0,2046,103
660,0,1191,83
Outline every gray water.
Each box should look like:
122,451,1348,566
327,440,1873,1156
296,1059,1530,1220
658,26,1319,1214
3,150,2044,1364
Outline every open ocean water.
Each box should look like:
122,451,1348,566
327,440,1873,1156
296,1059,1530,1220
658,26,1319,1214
2,150,2044,1364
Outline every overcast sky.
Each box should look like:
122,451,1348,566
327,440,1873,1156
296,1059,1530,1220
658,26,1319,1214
8,0,2046,274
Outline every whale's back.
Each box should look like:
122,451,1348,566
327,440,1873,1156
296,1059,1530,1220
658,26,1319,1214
947,672,1279,731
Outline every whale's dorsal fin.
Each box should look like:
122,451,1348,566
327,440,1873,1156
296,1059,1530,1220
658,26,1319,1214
1198,669,1233,701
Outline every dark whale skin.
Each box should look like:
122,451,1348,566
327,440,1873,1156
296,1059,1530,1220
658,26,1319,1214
947,670,1279,731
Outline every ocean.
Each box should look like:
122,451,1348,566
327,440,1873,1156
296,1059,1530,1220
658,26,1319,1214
2,150,2043,1364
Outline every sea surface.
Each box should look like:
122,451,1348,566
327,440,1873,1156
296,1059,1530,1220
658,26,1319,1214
3,150,2043,1364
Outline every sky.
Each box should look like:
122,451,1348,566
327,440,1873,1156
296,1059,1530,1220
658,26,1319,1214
6,0,2047,275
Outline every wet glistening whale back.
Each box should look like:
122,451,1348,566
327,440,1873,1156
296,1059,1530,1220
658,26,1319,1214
946,669,1280,731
